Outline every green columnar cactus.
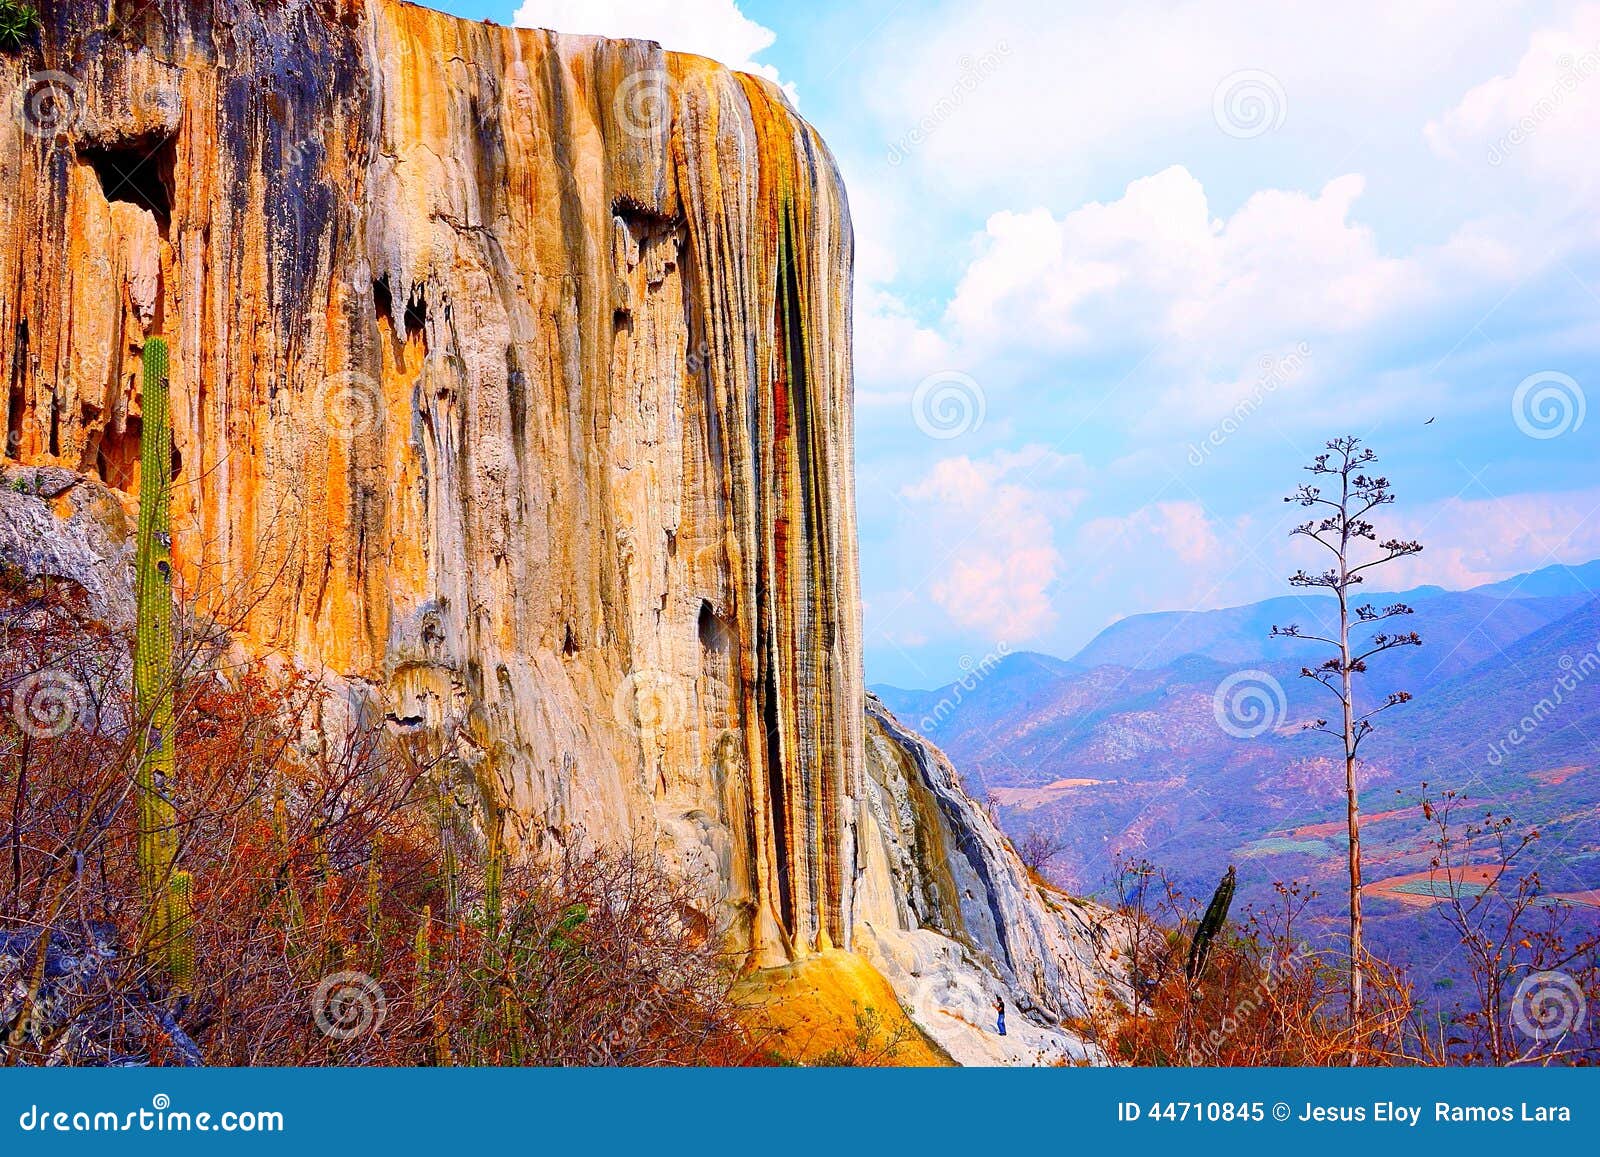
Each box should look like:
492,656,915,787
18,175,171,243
1186,865,1237,983
484,807,505,937
366,840,383,970
272,794,305,930
441,838,458,917
134,338,179,964
413,905,431,987
167,870,196,990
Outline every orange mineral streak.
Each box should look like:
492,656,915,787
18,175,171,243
1,0,859,968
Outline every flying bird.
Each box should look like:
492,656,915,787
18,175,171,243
1424,416,1436,425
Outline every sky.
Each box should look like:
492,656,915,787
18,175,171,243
441,1,1600,689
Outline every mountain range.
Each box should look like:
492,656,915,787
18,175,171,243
873,560,1600,981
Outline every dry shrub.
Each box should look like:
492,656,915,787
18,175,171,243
437,846,759,1066
0,569,759,1066
1098,836,1598,1066
1105,877,1408,1065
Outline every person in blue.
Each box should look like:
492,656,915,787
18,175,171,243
994,995,1006,1036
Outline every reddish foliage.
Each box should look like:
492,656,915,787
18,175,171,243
1,570,761,1066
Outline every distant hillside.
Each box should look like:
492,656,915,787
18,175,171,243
874,651,1080,736
1464,558,1600,600
1066,586,1587,675
871,561,1600,986
1387,594,1600,775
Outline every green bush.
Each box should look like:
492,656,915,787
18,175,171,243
0,2,39,51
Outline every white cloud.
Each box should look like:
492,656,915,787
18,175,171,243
860,0,1531,204
1072,500,1265,617
512,0,786,88
853,287,951,404
894,447,1087,641
1426,5,1600,193
1383,486,1600,591
513,0,1600,685
945,166,1432,367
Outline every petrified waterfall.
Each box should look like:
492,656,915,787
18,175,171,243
3,0,1119,1063
2,0,857,966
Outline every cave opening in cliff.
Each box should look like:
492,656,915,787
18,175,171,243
403,287,427,342
4,394,18,460
79,133,176,227
698,599,729,654
90,413,140,492
373,275,429,354
85,404,179,494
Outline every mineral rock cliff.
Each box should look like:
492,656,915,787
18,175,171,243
857,694,1118,1063
1,0,1118,1061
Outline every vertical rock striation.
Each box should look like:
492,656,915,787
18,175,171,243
856,693,1122,1064
3,0,1117,1055
3,0,858,967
